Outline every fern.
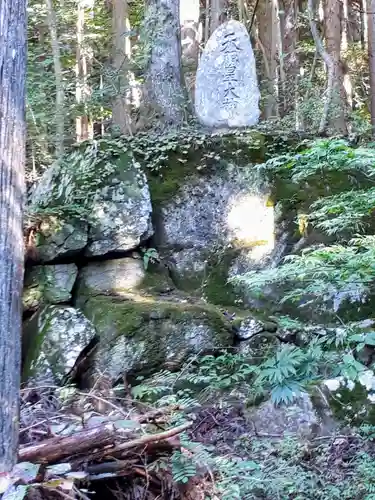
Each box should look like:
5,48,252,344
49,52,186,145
309,188,375,235
171,451,197,484
233,139,375,317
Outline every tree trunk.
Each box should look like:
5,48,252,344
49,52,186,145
308,0,347,134
76,0,93,142
0,0,27,472
362,0,368,50
323,0,347,134
46,0,65,158
210,0,228,34
143,0,188,129
368,0,375,135
279,0,299,118
257,0,278,118
341,0,353,109
180,0,200,103
112,0,132,135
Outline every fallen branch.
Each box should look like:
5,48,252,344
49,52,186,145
107,421,193,456
18,420,192,466
18,423,116,464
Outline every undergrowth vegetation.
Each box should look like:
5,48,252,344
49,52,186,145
125,350,375,499
24,134,375,498
233,139,375,313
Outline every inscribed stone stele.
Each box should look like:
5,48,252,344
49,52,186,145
195,20,260,128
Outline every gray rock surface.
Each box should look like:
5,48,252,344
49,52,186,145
23,264,78,312
245,393,336,438
80,294,233,384
23,306,97,385
29,148,153,260
35,218,88,263
153,163,287,299
76,257,146,297
86,160,153,256
195,20,260,128
236,316,269,340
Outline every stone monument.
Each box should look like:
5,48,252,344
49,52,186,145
195,20,260,128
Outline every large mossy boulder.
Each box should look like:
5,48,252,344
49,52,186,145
22,305,97,384
29,142,153,262
150,155,294,306
23,264,78,312
80,294,234,383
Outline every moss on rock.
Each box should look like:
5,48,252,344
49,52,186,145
203,248,240,306
23,264,78,312
145,129,268,207
81,293,234,381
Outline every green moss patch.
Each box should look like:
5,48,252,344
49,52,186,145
203,248,240,307
82,294,232,341
81,293,235,379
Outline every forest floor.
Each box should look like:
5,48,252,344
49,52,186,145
7,384,374,500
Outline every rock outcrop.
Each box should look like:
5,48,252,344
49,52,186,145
29,145,153,262
150,154,293,307
23,306,97,384
22,131,357,441
23,264,78,312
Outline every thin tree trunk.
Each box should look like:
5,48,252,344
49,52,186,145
112,0,132,135
76,0,93,142
308,0,347,134
257,0,278,118
363,0,368,50
238,0,244,22
180,0,200,102
143,0,189,129
0,0,27,472
46,0,65,158
323,0,347,133
368,0,375,135
204,0,210,43
279,0,299,117
210,0,228,34
307,0,333,133
341,0,353,109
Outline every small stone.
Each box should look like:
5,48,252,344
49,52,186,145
76,258,146,298
236,316,266,340
23,264,78,312
23,306,97,385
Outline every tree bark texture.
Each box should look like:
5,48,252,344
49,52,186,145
257,0,278,118
323,0,347,134
46,0,65,157
279,0,299,116
368,0,375,135
143,0,188,128
0,0,27,472
308,0,347,134
210,0,228,34
180,0,200,104
112,0,132,135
